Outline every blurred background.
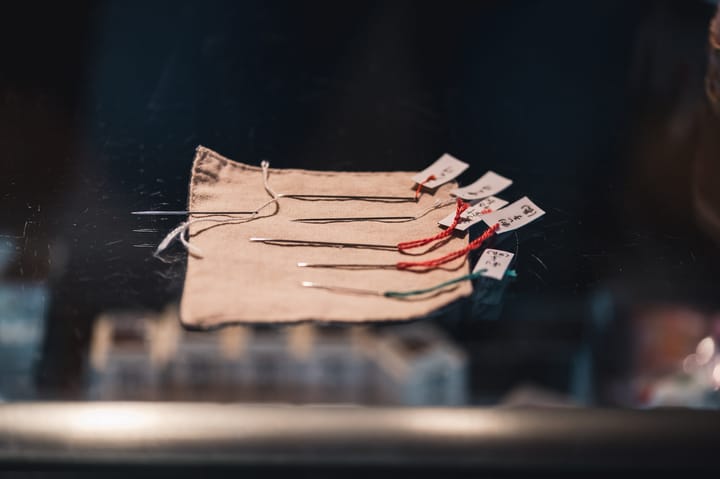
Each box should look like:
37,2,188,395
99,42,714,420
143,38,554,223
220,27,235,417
1,0,720,409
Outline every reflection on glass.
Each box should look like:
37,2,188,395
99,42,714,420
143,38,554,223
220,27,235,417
0,237,48,401
87,306,467,406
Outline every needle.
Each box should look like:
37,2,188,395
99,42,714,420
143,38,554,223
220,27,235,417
132,211,256,216
249,238,397,251
300,281,384,296
291,216,417,223
297,262,396,270
291,198,456,223
282,194,417,203
300,269,490,298
133,193,419,216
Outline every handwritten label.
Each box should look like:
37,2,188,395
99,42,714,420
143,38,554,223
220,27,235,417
481,196,545,233
452,171,512,200
473,248,515,280
438,196,509,231
412,154,469,189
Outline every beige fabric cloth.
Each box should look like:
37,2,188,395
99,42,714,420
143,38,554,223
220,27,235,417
180,146,473,327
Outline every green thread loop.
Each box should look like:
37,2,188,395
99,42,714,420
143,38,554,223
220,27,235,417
384,268,517,298
385,270,486,298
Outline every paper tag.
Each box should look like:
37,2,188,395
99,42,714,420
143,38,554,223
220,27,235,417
473,248,515,280
481,196,545,233
412,154,469,189
451,171,512,200
438,196,509,231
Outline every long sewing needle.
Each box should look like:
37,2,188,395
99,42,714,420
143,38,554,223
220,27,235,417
249,237,397,251
132,210,257,216
282,194,416,203
297,262,396,270
291,198,456,223
291,215,417,223
132,193,418,216
300,281,384,296
300,269,488,298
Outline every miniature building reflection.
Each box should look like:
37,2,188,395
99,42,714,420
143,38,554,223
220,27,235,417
88,306,467,405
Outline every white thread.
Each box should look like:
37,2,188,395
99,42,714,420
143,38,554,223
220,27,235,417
261,160,280,200
154,161,283,258
154,221,189,257
154,217,229,258
257,159,285,213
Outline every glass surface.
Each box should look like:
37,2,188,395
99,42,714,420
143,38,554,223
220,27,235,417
1,0,720,414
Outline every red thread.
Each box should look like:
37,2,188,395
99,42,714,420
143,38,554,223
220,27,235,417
414,174,436,201
397,198,469,251
396,223,500,271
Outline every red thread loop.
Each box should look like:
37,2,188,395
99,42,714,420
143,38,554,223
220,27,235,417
396,223,500,271
414,174,436,201
397,198,469,251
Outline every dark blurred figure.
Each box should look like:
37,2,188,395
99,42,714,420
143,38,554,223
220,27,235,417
695,4,720,244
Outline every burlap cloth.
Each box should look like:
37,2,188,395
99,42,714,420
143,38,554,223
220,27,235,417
180,146,473,327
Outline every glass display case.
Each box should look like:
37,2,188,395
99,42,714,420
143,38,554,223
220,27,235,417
1,1,720,475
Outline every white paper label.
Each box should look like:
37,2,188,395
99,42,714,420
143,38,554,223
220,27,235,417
412,153,469,189
438,196,509,231
481,196,545,233
473,248,515,280
451,171,512,200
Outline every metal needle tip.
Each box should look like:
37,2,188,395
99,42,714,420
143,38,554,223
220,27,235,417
297,262,308,267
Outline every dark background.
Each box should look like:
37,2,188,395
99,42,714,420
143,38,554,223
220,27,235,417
1,0,719,398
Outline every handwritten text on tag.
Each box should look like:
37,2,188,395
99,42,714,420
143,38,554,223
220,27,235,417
452,171,512,200
412,153,469,189
481,196,545,233
473,248,515,280
438,196,509,231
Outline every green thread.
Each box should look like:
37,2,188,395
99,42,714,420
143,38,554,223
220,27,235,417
384,268,517,298
384,270,487,298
